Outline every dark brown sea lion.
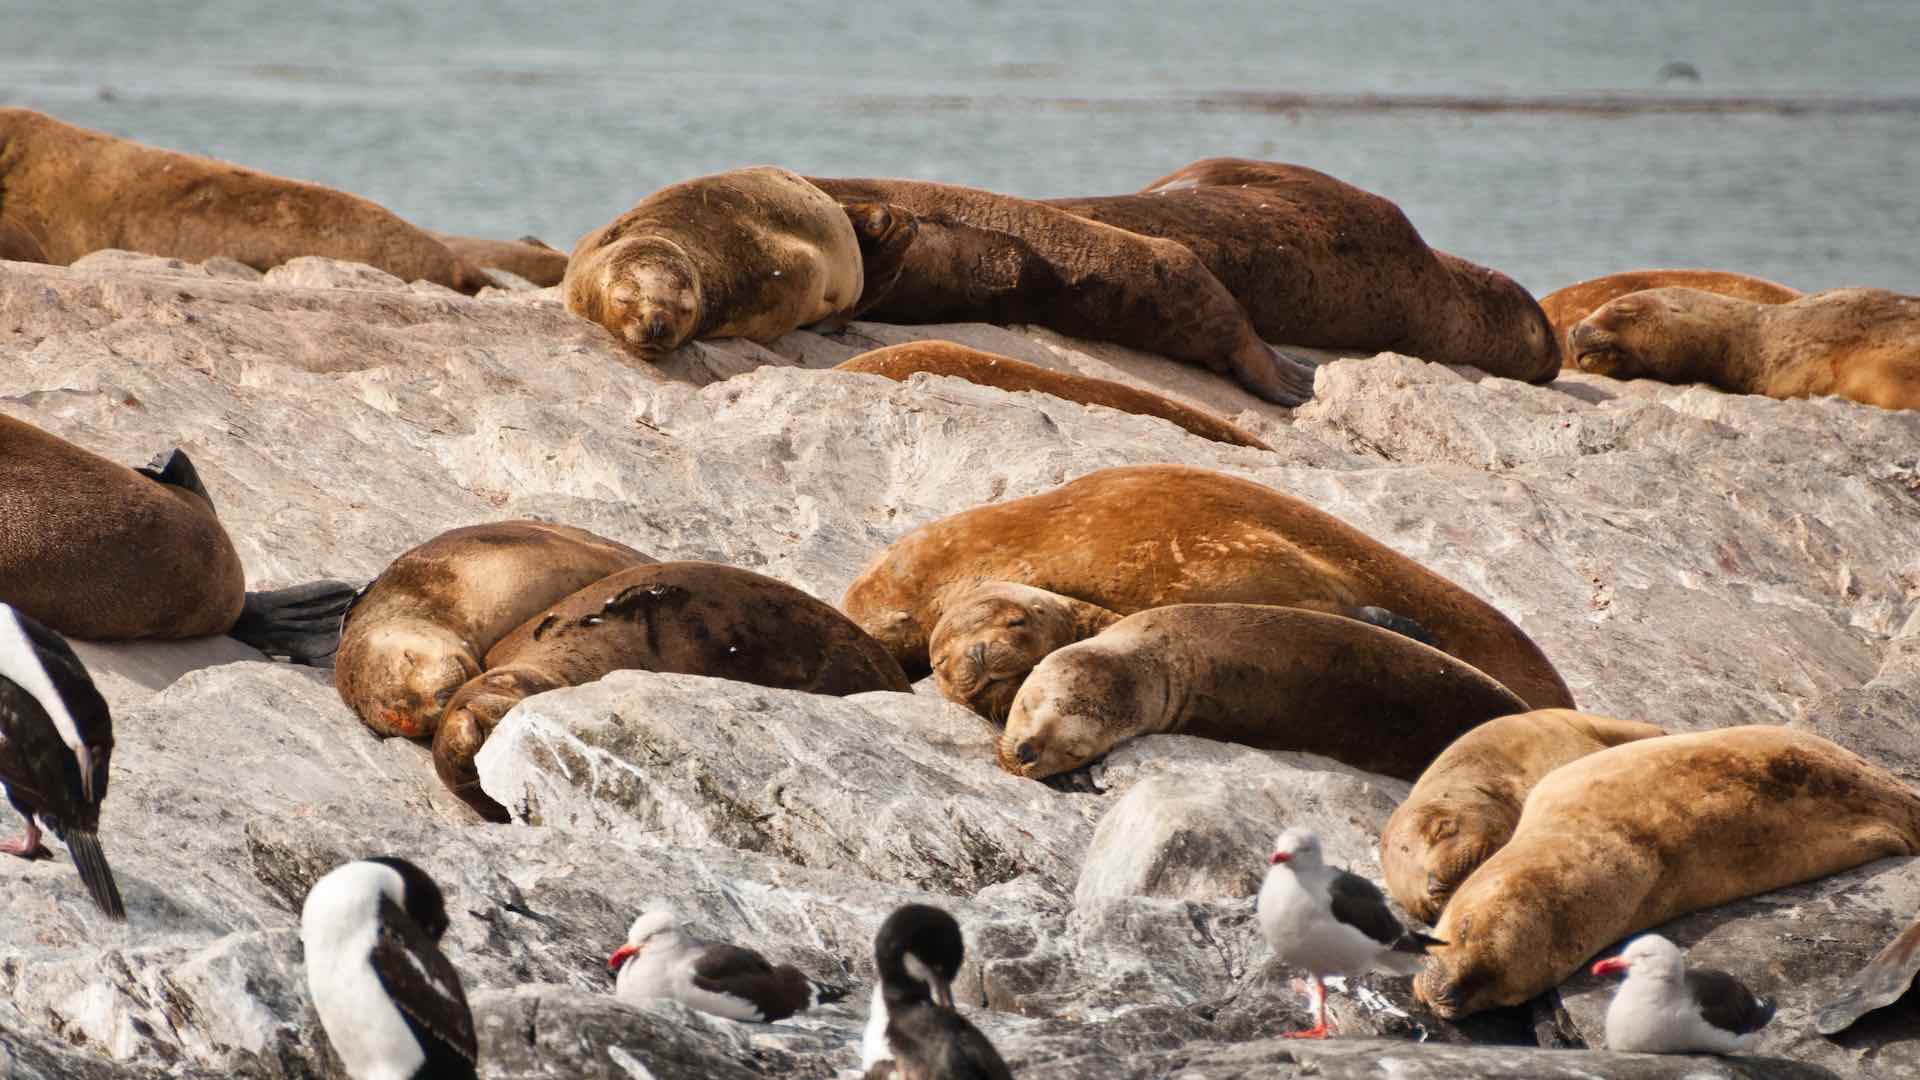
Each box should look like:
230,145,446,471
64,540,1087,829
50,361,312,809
428,230,570,288
1414,726,1920,1018
1569,287,1920,411
432,561,911,820
0,107,488,292
834,341,1270,449
1537,269,1801,369
1043,158,1559,384
999,603,1527,780
333,521,653,739
805,175,1318,406
1378,709,1667,923
563,166,863,358
843,464,1574,719
837,201,918,323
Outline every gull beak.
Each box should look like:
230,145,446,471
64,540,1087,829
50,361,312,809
608,944,638,972
1590,956,1629,977
931,974,955,1011
1269,851,1290,865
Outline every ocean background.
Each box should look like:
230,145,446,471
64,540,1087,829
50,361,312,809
3,0,1916,296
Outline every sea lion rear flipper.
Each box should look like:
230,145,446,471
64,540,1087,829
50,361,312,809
230,579,360,666
1815,918,1920,1035
135,448,212,506
1237,345,1320,407
516,234,558,252
1347,606,1438,647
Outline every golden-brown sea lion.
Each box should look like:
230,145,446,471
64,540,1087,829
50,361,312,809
428,230,570,288
431,561,911,820
1537,269,1801,368
1379,709,1667,924
1568,287,1920,411
998,603,1526,780
834,341,1271,449
333,521,652,739
1046,159,1560,385
844,464,1573,719
805,176,1318,406
563,167,863,358
0,107,488,292
1414,726,1920,1018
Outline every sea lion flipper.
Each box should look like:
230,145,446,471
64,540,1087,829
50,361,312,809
1237,345,1319,407
1347,606,1438,647
516,234,558,251
1814,918,1920,1035
230,579,360,665
135,448,212,506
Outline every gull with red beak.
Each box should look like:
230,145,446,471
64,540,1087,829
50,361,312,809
1258,826,1441,1039
0,603,124,920
1591,934,1775,1054
608,906,846,1023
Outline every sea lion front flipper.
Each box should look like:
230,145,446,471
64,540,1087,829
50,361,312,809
1233,344,1320,407
1815,916,1920,1035
230,579,361,665
1347,606,1438,648
135,448,212,507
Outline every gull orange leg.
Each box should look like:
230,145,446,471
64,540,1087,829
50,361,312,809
1284,973,1334,1039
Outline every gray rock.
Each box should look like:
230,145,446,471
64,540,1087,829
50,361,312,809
1797,608,1920,783
260,255,409,292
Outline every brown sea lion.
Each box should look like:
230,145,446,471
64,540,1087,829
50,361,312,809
1414,726,1920,1018
805,175,1318,406
0,415,353,658
334,521,652,739
428,230,570,288
0,107,488,292
998,603,1526,780
432,561,911,820
563,166,863,358
844,464,1573,719
1045,158,1559,384
1379,709,1667,924
1568,287,1920,411
1538,269,1801,368
834,341,1271,449
836,201,918,323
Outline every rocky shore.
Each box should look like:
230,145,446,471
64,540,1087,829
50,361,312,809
1,250,1917,1078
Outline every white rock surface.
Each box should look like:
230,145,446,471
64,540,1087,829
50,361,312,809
0,253,1912,1077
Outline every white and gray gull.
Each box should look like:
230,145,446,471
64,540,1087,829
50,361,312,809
609,906,847,1022
1258,826,1442,1039
0,602,124,919
300,856,478,1080
1592,933,1775,1054
861,903,1012,1080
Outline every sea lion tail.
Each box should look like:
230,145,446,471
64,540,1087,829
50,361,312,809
63,829,126,921
229,580,360,666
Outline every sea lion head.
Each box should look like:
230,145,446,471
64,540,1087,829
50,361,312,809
588,236,703,355
1381,800,1517,925
997,647,1137,779
1569,287,1731,381
432,665,561,822
344,619,481,738
929,582,1104,723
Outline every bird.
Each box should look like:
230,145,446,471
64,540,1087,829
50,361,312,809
1591,933,1775,1054
300,856,478,1080
0,602,125,920
1257,826,1442,1039
607,905,847,1022
861,903,1012,1080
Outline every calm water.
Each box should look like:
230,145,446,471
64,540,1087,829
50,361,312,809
4,1,1917,294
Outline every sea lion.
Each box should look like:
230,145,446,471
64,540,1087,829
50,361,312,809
1046,159,1559,384
563,166,864,358
836,201,918,323
834,341,1271,449
0,415,351,657
1378,709,1667,924
431,561,911,820
998,603,1526,780
845,464,1573,718
428,231,570,288
0,107,488,292
334,521,652,739
1538,269,1801,368
1568,287,1920,411
1414,726,1920,1018
805,175,1317,406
